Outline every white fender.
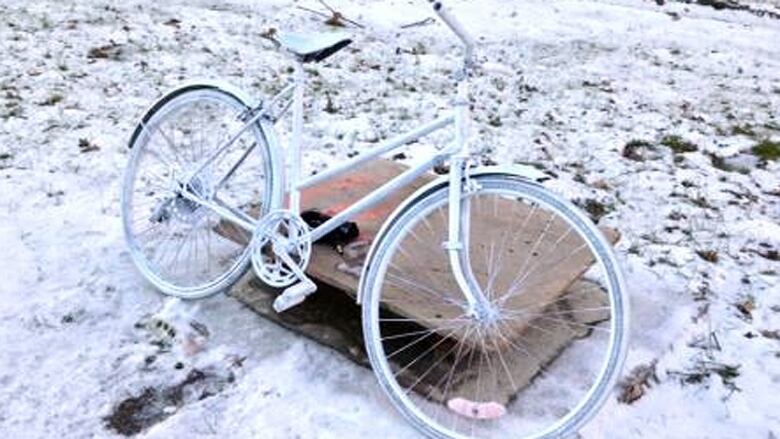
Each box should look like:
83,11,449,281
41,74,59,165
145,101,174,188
128,79,284,210
164,79,260,108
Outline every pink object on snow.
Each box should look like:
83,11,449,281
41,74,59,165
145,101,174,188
447,398,507,420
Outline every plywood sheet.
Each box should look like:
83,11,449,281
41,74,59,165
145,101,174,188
299,160,618,348
221,159,618,347
231,278,610,405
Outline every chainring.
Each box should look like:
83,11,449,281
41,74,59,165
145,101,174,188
251,210,312,288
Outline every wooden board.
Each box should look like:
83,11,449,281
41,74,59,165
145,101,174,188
302,160,434,292
222,160,618,341
300,160,618,349
388,279,610,405
372,198,618,349
226,159,620,405
230,278,609,406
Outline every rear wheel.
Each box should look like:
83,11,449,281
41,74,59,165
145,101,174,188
361,174,628,438
121,85,278,298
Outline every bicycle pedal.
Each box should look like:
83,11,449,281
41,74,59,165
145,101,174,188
273,279,317,313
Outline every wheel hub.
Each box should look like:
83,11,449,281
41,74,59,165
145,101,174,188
472,301,501,324
149,173,214,225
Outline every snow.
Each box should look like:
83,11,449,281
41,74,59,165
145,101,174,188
0,0,778,438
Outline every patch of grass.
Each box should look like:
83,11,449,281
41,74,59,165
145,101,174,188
323,93,338,114
715,363,740,383
708,153,750,174
661,135,698,153
696,249,719,263
2,102,22,119
163,18,182,28
708,154,727,171
759,249,779,261
617,361,659,404
105,369,230,436
87,42,123,60
751,139,780,161
761,330,780,340
667,211,687,221
622,139,655,162
731,124,756,137
669,361,741,392
105,388,160,436
689,195,713,209
735,295,756,322
480,156,498,167
39,93,63,106
576,199,613,224
78,138,100,153
487,114,503,127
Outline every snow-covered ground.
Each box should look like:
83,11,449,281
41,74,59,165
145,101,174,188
1,0,778,437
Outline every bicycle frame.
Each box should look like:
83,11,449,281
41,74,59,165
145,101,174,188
187,62,466,236
179,57,489,313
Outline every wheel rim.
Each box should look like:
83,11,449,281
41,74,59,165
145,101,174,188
122,89,273,297
363,178,627,438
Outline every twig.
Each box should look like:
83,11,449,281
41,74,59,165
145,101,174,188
400,17,436,29
296,1,365,29
260,28,280,48
297,6,330,19
318,0,337,14
329,12,365,29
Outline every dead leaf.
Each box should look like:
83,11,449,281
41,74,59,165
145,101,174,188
78,138,100,153
87,42,123,60
163,18,181,28
617,361,659,404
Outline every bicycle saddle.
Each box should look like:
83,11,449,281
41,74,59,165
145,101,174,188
275,31,352,63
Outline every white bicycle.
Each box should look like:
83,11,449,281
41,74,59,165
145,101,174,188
121,1,628,437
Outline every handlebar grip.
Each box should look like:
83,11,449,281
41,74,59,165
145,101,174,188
428,1,476,51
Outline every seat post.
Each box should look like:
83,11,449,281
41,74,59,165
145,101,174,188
289,59,306,214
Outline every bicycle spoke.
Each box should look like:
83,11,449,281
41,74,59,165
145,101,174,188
365,179,626,438
124,88,272,295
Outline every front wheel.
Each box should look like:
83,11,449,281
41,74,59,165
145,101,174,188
361,174,628,439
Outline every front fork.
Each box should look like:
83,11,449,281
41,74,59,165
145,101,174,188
446,81,494,321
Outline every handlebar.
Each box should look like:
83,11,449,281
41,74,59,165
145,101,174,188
428,0,475,68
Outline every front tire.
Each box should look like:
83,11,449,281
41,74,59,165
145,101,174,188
361,174,628,438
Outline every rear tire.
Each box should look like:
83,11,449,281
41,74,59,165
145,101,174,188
361,174,628,438
122,84,279,298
